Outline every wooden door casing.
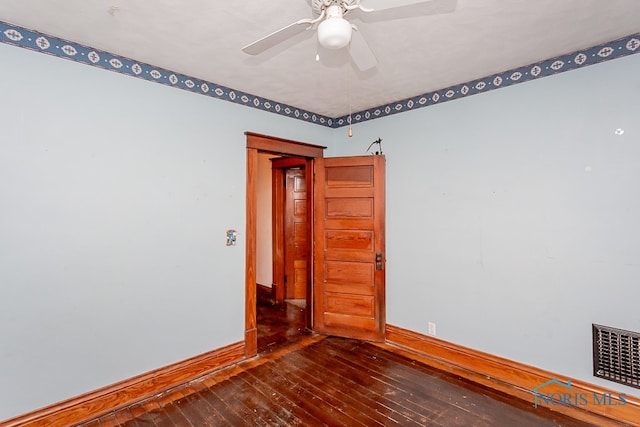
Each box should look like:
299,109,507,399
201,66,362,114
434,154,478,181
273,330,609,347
313,155,386,342
245,132,325,357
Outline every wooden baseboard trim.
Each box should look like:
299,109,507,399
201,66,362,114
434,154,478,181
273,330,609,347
256,283,275,303
384,324,639,427
1,341,245,427
245,327,258,358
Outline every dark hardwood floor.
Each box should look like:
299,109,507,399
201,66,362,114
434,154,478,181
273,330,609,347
77,301,609,426
257,299,310,353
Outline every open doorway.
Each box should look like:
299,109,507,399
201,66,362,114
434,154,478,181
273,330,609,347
256,154,310,353
245,133,325,357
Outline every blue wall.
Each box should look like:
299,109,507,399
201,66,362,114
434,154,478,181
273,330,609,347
331,53,640,398
0,42,333,419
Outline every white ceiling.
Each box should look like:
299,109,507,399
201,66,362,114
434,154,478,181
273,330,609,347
1,0,640,119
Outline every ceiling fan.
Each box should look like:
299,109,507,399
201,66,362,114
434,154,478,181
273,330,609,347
242,0,457,71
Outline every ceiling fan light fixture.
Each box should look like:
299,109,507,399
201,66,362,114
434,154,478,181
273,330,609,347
317,17,352,50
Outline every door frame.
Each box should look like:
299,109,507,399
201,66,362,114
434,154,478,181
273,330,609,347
245,132,325,357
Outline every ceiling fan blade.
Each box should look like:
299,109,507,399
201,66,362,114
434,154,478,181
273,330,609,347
242,19,315,55
357,0,456,13
349,27,377,71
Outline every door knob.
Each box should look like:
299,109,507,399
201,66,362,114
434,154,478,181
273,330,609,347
376,253,383,271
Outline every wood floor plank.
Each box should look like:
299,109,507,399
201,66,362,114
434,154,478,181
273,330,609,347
236,370,312,426
120,414,158,427
204,377,270,426
124,398,163,426
351,341,547,426
318,340,498,424
275,351,416,426
157,402,193,427
285,345,428,425
270,356,380,426
240,367,328,426
302,340,443,423
172,386,230,426
148,408,177,427
150,386,190,409
308,339,483,423
236,370,309,425
248,361,357,426
177,383,241,426
113,407,136,425
226,372,294,425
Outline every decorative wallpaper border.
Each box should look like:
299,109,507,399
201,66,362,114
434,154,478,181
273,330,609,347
0,21,334,127
1,20,639,128
333,33,640,127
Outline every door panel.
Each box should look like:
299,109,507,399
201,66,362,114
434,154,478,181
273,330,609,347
325,230,374,251
325,261,374,285
326,198,373,217
285,168,308,300
313,155,385,342
325,293,374,315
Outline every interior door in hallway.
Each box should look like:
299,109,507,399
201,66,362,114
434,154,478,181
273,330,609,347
313,155,385,342
285,168,307,300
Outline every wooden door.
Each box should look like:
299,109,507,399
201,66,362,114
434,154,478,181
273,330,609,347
285,168,307,299
313,155,385,342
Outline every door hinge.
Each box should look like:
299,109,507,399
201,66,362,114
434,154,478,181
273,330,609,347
284,274,287,283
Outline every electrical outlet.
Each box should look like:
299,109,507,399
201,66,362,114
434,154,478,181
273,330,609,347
428,322,437,336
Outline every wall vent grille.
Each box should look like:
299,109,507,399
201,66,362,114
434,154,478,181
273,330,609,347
593,324,640,389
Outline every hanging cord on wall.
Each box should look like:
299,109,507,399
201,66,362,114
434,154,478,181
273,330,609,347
366,138,383,155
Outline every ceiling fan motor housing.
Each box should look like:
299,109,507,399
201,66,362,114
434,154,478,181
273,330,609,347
311,0,358,16
317,4,353,49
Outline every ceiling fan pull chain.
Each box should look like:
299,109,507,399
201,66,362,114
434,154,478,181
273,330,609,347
348,65,353,137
